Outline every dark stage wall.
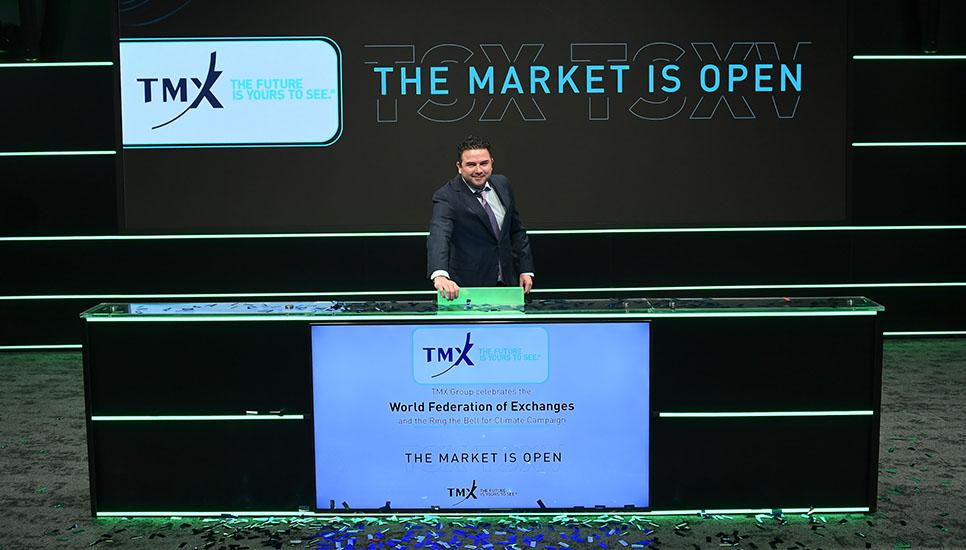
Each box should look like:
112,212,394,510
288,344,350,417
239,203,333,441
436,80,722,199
116,0,848,232
0,0,965,346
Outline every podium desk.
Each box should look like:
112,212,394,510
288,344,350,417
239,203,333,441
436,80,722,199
81,297,883,516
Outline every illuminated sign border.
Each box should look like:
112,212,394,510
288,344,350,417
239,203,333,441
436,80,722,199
119,36,344,149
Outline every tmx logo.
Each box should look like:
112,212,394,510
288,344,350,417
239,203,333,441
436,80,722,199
136,51,224,130
422,332,474,378
447,479,478,505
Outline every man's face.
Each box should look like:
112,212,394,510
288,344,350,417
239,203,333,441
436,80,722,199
457,148,493,188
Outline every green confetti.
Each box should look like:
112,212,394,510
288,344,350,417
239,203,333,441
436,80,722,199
34,485,48,493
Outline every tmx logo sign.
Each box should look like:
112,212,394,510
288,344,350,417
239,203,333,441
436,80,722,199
422,332,474,378
136,51,223,130
448,479,478,505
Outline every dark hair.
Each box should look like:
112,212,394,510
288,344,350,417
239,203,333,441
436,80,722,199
456,135,492,162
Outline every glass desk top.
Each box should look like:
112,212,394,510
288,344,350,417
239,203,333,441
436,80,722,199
81,297,884,320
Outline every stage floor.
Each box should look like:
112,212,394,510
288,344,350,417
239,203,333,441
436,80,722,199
0,339,963,549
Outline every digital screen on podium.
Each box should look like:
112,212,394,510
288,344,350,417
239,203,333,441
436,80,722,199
311,322,650,510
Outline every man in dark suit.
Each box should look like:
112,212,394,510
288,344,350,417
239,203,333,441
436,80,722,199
427,135,535,300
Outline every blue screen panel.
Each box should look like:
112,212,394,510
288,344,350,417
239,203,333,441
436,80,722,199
312,322,650,510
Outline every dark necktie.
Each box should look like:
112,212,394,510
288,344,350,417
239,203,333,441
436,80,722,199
477,187,501,237
477,187,503,282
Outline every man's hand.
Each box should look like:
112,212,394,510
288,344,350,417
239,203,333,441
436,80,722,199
434,276,460,300
519,273,533,294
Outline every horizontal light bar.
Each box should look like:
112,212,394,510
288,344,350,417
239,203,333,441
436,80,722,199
659,411,873,418
2,333,950,351
884,330,966,337
0,150,116,157
0,344,81,350
853,55,966,60
1,225,964,241
91,415,304,421
2,281,962,301
95,506,870,518
0,334,953,351
536,282,964,293
85,311,878,323
4,334,954,351
535,225,966,235
0,290,432,301
0,61,114,68
852,142,966,147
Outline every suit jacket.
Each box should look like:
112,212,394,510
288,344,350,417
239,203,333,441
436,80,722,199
427,174,535,287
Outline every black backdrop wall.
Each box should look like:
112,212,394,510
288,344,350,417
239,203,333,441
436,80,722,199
0,0,964,346
117,0,848,232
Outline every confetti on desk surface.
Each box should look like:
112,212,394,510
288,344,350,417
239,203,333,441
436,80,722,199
62,512,941,550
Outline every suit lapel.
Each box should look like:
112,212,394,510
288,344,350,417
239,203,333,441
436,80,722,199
489,179,511,239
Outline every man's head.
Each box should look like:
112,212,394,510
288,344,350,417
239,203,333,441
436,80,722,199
456,135,493,189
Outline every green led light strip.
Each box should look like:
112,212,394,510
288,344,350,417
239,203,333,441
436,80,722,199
533,225,966,235
853,55,966,60
0,225,963,241
884,330,966,337
91,415,304,421
535,282,964,293
852,142,966,147
0,333,950,351
84,311,877,323
0,150,116,157
0,61,114,68
2,281,963,302
659,411,873,418
95,507,870,518
0,344,81,350
0,290,432,301
0,334,954,350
